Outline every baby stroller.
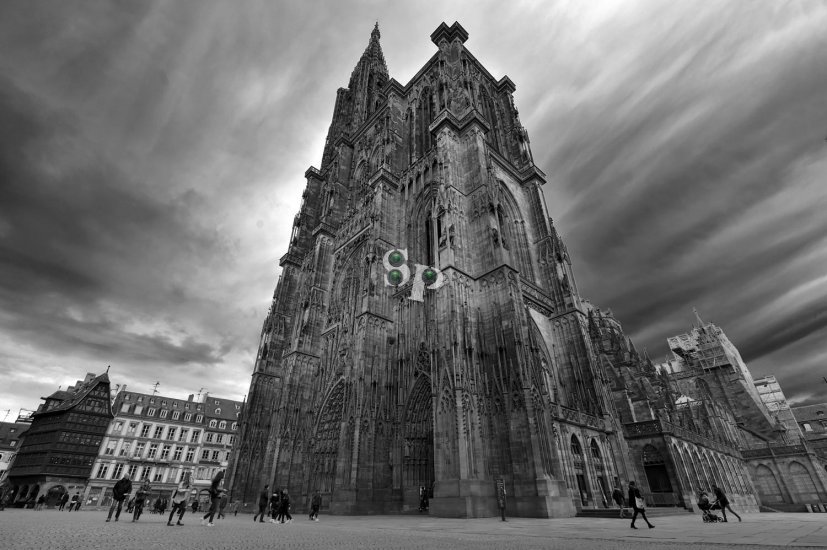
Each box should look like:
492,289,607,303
698,494,723,523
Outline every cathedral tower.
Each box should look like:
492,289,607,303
228,22,630,518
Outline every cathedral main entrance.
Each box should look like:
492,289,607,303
402,376,434,509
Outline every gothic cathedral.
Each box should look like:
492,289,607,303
227,22,781,517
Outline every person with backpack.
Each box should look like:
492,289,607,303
201,469,224,527
253,484,269,523
106,475,132,522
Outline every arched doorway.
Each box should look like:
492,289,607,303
571,435,589,506
402,376,434,506
15,485,29,505
310,381,346,498
754,465,785,503
590,439,608,506
642,445,673,494
45,485,67,507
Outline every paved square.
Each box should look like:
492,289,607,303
0,509,825,550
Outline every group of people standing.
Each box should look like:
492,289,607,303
251,484,322,523
611,480,742,528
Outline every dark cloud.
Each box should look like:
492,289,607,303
0,1,825,414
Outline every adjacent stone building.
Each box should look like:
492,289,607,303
84,390,242,509
0,420,30,488
792,404,827,459
656,319,827,510
4,372,112,507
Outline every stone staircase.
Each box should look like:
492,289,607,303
577,507,693,519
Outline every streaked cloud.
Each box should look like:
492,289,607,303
0,0,825,416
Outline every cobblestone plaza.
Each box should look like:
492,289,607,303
1,509,825,550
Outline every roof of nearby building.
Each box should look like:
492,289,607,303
36,372,110,416
0,422,30,450
790,403,827,421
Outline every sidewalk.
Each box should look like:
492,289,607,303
361,513,826,548
0,509,824,549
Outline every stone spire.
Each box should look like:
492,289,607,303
347,23,389,126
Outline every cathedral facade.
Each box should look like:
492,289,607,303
227,22,825,517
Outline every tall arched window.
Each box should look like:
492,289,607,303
424,212,433,266
570,435,582,456
480,87,500,153
417,88,434,157
590,439,602,462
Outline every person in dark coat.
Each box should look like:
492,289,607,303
612,485,626,518
712,484,741,522
132,481,151,522
269,491,280,523
253,484,269,523
628,481,654,529
201,469,224,526
68,492,80,511
309,491,321,521
58,492,70,511
278,489,292,524
106,475,132,522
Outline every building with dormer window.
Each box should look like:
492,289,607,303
84,390,242,509
4,371,112,508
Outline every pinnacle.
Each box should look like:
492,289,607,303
348,23,388,88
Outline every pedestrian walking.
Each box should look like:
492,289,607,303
612,485,626,518
218,490,228,519
167,474,191,526
712,484,741,522
132,481,151,522
232,500,240,516
106,475,132,522
269,491,280,523
253,484,269,523
309,491,321,521
628,481,654,529
58,492,70,511
68,492,80,512
278,489,292,524
201,469,224,527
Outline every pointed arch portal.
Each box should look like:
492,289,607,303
403,376,434,497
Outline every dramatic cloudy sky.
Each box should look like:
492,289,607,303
1,1,826,418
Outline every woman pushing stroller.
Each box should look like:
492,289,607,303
697,491,723,523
